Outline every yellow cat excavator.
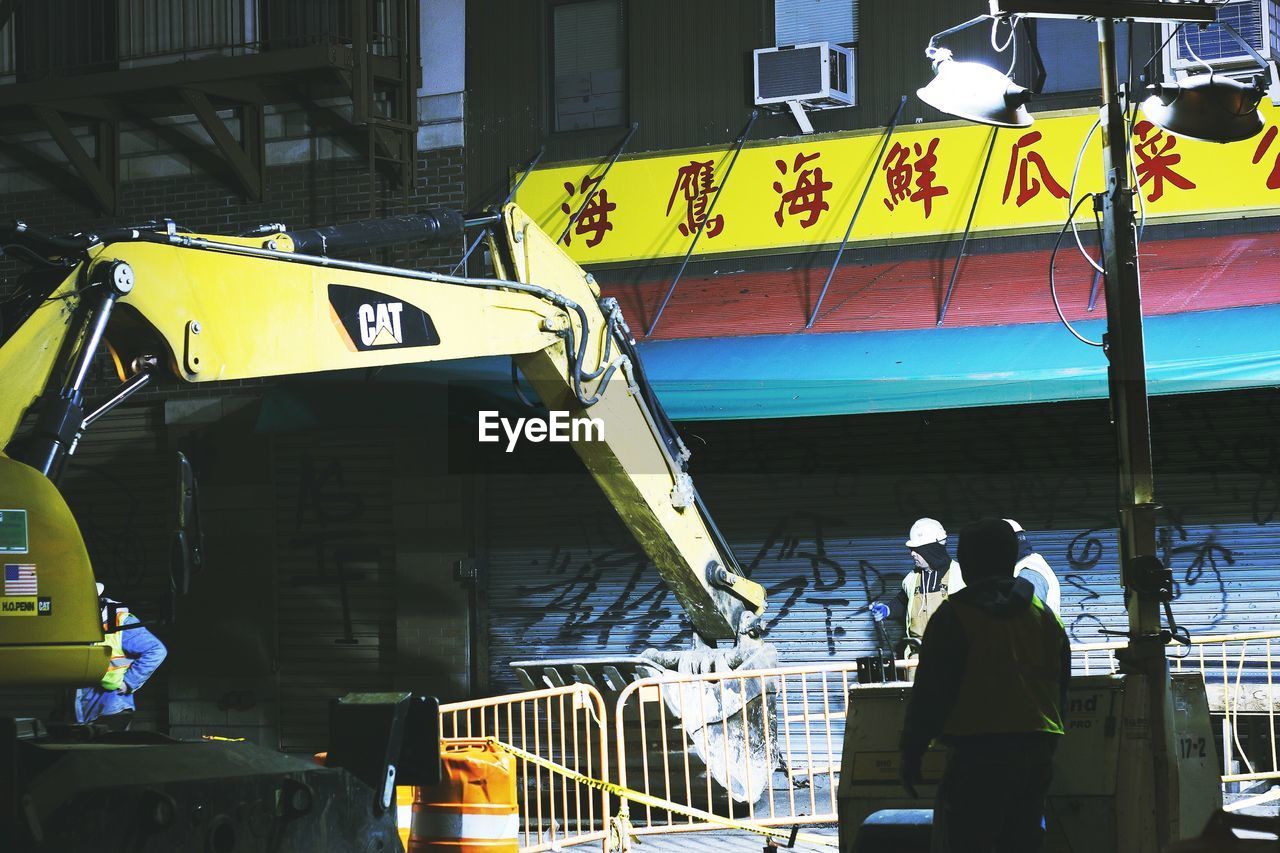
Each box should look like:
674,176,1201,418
0,204,770,851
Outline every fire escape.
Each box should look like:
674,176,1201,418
0,0,419,214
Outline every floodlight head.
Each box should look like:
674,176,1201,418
1142,74,1266,143
917,47,1034,128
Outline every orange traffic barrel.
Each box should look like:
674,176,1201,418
396,785,416,849
408,739,518,852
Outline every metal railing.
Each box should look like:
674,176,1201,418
1071,630,1280,788
0,0,409,79
436,629,1280,850
439,684,612,853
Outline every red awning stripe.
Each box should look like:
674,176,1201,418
606,231,1280,340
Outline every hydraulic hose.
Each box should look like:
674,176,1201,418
283,208,464,256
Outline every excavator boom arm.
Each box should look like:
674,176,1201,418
0,204,765,687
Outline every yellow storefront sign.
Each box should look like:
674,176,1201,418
515,103,1280,266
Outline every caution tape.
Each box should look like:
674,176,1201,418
484,738,839,850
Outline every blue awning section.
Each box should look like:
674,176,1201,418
642,304,1280,420
259,304,1280,429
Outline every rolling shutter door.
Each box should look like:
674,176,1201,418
481,388,1280,692
272,430,397,753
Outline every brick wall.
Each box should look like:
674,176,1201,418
1,145,466,398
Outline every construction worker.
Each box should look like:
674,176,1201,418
899,518,1071,853
75,583,167,732
896,518,965,654
1005,519,1061,614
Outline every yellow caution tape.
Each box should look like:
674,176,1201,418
485,738,840,850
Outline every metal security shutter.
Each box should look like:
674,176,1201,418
552,0,625,131
272,431,397,754
775,0,856,46
481,388,1280,692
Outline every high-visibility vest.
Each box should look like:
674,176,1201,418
942,594,1065,738
903,560,964,639
100,607,132,692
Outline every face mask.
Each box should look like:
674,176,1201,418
912,542,951,573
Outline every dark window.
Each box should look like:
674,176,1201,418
551,0,625,132
1032,19,1131,94
14,0,119,80
774,0,857,47
263,0,352,49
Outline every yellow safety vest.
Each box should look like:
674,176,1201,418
942,595,1065,738
100,607,132,692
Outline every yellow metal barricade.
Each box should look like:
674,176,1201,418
439,684,611,852
612,661,865,839
438,629,1280,850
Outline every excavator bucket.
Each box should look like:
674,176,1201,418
513,642,780,808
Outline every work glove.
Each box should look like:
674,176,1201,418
900,749,923,799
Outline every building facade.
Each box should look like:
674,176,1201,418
461,0,1280,710
0,0,1277,769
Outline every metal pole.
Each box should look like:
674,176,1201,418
452,145,546,276
937,125,999,326
647,110,759,337
806,95,908,330
558,122,639,247
1095,16,1172,853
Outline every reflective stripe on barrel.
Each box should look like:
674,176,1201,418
397,785,415,850
408,739,518,852
411,812,519,841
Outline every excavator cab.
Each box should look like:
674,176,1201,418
0,453,108,686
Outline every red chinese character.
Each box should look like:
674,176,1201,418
882,138,949,218
772,151,833,228
559,174,616,248
666,159,724,238
1001,130,1069,207
1252,125,1280,190
1132,120,1195,203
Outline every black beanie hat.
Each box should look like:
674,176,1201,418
957,517,1019,581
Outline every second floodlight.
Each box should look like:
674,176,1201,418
918,47,1033,128
1142,74,1265,144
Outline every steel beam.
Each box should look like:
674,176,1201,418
0,137,92,204
0,45,348,109
180,89,263,201
32,107,116,215
991,0,1216,24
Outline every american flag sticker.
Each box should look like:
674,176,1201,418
4,564,37,596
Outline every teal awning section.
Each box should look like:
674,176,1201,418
641,304,1280,420
258,304,1280,429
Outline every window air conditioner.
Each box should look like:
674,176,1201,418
754,42,856,110
1163,0,1279,73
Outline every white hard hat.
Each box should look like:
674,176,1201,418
1004,519,1024,533
95,582,105,596
905,518,947,548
